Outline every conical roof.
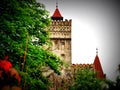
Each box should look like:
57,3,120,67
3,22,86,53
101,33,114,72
51,7,63,20
93,54,105,79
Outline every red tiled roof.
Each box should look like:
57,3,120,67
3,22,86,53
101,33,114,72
52,8,62,18
93,55,105,79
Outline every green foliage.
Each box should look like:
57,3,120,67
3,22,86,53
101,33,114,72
104,64,120,90
70,68,102,90
0,0,63,89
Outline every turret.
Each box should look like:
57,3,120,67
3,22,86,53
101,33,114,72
93,48,105,79
51,1,63,20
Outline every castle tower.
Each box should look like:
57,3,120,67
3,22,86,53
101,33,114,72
49,4,72,65
93,48,105,79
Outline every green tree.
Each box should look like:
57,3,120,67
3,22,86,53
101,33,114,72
0,0,62,89
103,64,120,90
70,68,102,90
116,64,120,89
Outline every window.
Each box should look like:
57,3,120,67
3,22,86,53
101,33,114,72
61,54,65,59
61,54,65,57
61,42,65,45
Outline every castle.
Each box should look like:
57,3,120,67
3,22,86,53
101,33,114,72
49,5,72,65
49,3,105,79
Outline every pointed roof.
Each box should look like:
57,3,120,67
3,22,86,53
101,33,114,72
93,49,105,79
51,7,63,20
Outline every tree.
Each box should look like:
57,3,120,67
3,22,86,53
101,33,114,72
0,0,63,89
102,64,120,90
116,64,120,89
69,68,102,90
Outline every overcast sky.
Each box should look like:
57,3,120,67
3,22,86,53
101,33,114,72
37,0,120,81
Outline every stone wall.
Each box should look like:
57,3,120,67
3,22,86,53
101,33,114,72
49,19,72,65
47,64,94,90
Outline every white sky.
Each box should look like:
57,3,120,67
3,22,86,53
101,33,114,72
37,0,120,81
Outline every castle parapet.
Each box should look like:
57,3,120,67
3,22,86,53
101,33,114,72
51,19,72,26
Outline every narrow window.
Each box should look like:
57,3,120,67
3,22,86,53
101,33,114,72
61,42,65,45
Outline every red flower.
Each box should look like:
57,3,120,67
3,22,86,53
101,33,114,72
0,56,12,73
